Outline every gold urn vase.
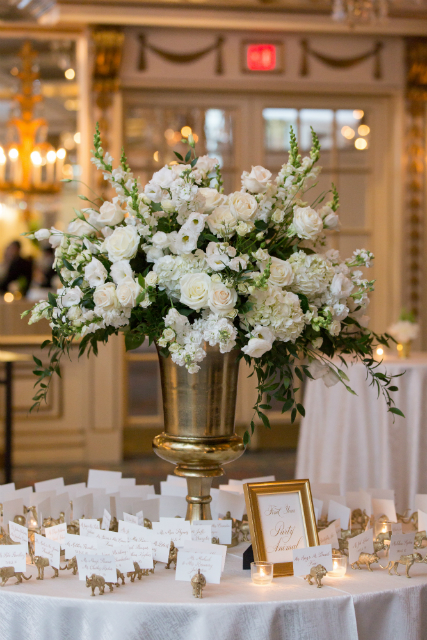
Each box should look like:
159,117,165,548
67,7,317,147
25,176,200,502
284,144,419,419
153,344,245,522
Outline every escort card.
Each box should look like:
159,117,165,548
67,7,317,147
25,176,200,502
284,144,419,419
372,498,397,522
3,498,24,530
152,521,191,548
158,496,187,519
328,501,351,530
140,498,160,523
87,529,128,549
312,499,323,521
242,475,276,484
320,495,346,519
348,529,374,565
368,488,395,501
415,495,427,514
191,524,212,544
151,533,172,563
318,522,339,550
346,491,372,517
34,533,60,570
123,512,138,524
0,544,26,572
45,522,67,548
182,540,227,571
128,541,153,569
72,494,93,521
87,469,122,489
311,483,341,498
391,523,403,534
136,510,144,526
175,550,222,584
292,544,333,577
64,534,99,560
35,477,65,493
160,482,188,497
389,532,416,562
8,521,28,549
118,520,152,543
101,509,111,531
216,490,245,521
418,509,427,532
79,519,101,537
98,543,134,573
76,553,116,582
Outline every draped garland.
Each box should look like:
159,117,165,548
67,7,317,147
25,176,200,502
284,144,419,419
300,40,383,80
138,34,225,75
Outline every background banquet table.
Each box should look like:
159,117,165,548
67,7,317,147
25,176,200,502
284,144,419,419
1,544,427,640
296,353,427,511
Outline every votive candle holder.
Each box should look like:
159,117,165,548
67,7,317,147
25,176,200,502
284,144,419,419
251,561,273,585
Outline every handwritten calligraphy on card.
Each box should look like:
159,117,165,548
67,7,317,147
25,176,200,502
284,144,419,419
76,553,116,582
257,492,307,563
175,550,222,584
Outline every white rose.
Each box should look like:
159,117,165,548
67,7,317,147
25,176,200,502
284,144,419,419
98,200,125,226
151,231,170,249
151,166,175,189
84,257,108,287
207,205,237,237
242,165,272,193
292,206,323,241
242,337,273,358
199,188,227,213
229,256,247,272
196,155,218,175
266,257,294,288
236,221,251,236
111,259,133,284
67,219,94,237
116,276,141,308
58,286,83,308
208,283,237,316
320,205,340,230
103,226,140,263
145,271,158,286
228,192,257,222
180,273,211,310
34,229,50,241
67,305,82,323
93,282,119,312
163,328,175,341
253,248,269,262
330,273,354,299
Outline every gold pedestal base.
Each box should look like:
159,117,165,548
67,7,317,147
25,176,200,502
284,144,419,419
153,433,245,522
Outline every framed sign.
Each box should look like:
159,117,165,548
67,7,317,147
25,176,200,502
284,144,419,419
244,480,318,577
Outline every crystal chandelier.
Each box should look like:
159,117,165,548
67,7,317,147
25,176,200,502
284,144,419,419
0,41,65,195
332,0,389,23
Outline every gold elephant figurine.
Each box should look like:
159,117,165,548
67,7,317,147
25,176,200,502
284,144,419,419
304,564,327,588
0,566,31,586
386,553,423,578
191,569,206,598
86,574,114,596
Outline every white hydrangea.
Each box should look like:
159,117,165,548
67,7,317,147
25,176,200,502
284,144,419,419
245,286,306,342
288,251,335,299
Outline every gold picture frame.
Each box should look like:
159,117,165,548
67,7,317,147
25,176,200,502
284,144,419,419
244,479,319,577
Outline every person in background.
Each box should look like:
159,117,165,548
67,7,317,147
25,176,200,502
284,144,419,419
0,240,33,296
36,245,55,288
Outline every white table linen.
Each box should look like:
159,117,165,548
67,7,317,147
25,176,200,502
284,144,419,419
1,544,427,640
296,353,427,511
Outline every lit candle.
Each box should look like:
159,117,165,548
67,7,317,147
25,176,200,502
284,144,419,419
328,554,347,578
251,561,273,585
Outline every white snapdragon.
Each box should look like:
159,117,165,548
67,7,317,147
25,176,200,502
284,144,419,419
320,204,339,230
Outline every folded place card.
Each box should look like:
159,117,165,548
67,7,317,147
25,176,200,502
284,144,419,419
311,483,341,499
64,533,99,560
64,483,87,500
320,495,346,519
318,522,339,550
216,490,245,521
76,553,116,582
119,486,155,499
88,469,122,489
328,501,351,530
118,520,152,542
0,544,26,572
151,533,172,563
158,496,187,519
87,530,128,549
418,509,427,532
292,544,333,577
3,498,24,529
218,485,244,494
36,498,52,525
314,507,319,523
389,532,416,562
175,550,222,584
72,494,93,521
34,477,64,493
123,512,138,524
45,522,67,548
119,479,136,487
34,533,60,569
348,529,374,565
166,475,186,486
128,541,153,569
372,498,397,522
139,498,160,523
98,543,134,573
160,482,188,498
136,510,144,527
367,488,395,501
345,491,372,517
182,540,227,571
101,509,111,531
93,495,111,519
0,483,16,500
152,521,191,548
242,476,276,484
8,521,28,549
79,519,101,537
415,495,427,514
312,498,323,520
391,523,403,534
191,524,212,544
9,487,33,507
51,493,71,522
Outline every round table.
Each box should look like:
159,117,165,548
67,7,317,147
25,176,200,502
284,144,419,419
1,544,427,640
296,353,427,511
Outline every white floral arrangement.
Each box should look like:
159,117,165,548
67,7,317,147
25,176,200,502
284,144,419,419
388,310,419,345
24,125,402,441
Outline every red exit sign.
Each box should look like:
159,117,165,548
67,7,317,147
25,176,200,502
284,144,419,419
243,42,283,73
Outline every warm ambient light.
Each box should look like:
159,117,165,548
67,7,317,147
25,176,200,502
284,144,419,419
8,148,19,160
341,126,355,140
56,148,66,160
74,132,81,144
397,343,403,352
31,151,42,166
46,150,57,163
4,292,14,303
376,347,384,356
355,138,368,150
164,128,175,141
193,133,199,143
358,124,370,136
65,68,75,80
353,109,364,119
181,126,192,138
153,151,159,162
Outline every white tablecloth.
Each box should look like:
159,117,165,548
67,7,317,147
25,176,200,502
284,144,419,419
296,353,427,511
1,544,427,640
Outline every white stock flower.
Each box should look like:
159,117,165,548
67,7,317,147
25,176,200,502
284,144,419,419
58,286,83,308
67,219,94,237
208,282,237,316
151,231,170,249
266,257,294,288
242,166,272,193
292,206,323,241
330,273,354,300
93,282,119,312
84,258,108,287
116,276,141,308
228,192,257,222
98,200,125,226
196,155,218,175
207,205,237,237
199,188,227,213
34,229,50,241
151,166,175,189
103,225,140,263
180,272,211,310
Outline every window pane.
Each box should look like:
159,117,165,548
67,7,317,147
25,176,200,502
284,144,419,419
263,108,298,152
127,360,161,416
299,109,334,151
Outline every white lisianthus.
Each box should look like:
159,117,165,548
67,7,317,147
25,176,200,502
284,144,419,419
151,165,175,189
84,257,108,287
242,324,274,358
110,259,133,284
320,204,340,230
228,192,257,222
175,228,198,254
103,225,140,263
180,272,211,310
58,286,84,308
208,282,237,316
242,166,272,193
265,257,294,288
207,205,237,237
34,229,50,241
205,242,229,271
144,182,163,203
182,212,208,234
145,271,158,286
68,219,95,237
199,188,227,213
49,229,63,248
329,273,354,300
196,155,218,175
116,276,141,308
308,359,340,387
93,282,119,312
229,256,247,272
292,206,323,241
98,200,124,226
151,231,170,249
